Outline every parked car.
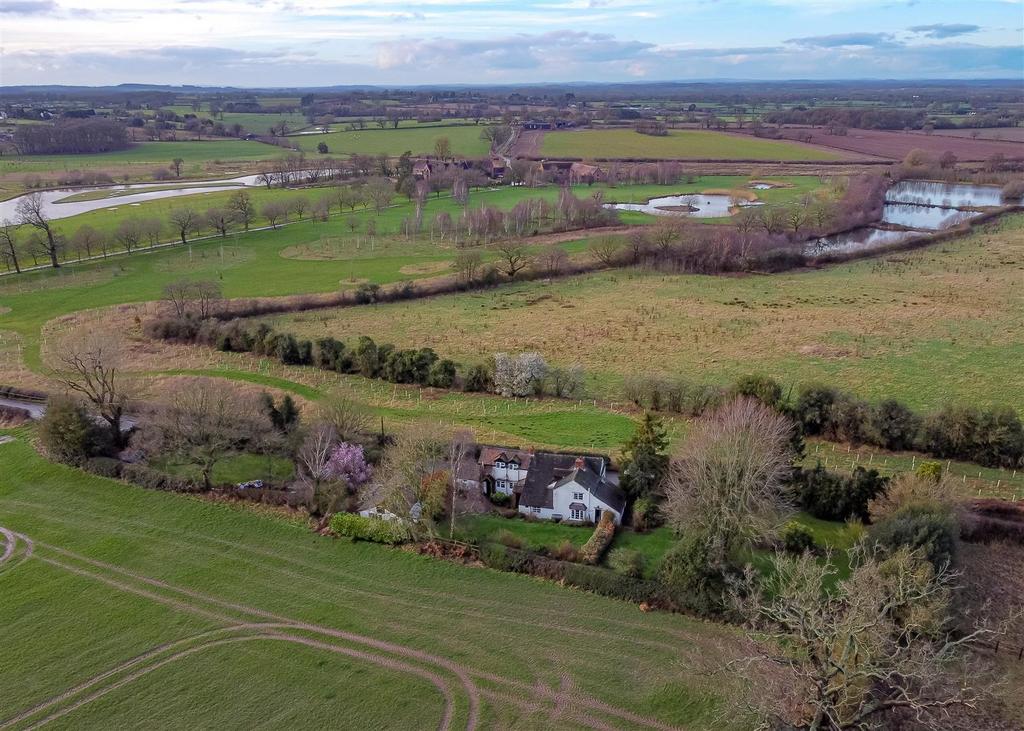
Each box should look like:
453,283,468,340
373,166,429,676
237,479,264,490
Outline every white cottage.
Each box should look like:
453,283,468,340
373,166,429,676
517,454,626,525
479,446,532,499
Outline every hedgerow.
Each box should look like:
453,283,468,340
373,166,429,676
330,512,411,545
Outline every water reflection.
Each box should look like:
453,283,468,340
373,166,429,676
605,193,761,218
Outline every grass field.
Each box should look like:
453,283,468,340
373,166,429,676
266,214,1024,415
292,124,491,157
0,140,285,176
539,129,844,161
1,176,819,368
0,427,757,730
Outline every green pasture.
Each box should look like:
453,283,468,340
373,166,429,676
292,124,491,157
268,214,1024,415
0,428,753,729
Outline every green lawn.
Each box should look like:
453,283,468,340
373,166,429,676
458,515,676,579
540,128,844,161
0,428,754,730
292,124,491,158
155,452,295,487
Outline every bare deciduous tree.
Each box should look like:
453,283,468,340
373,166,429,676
663,397,794,559
314,395,370,444
366,423,450,537
228,190,255,231
447,429,474,539
204,207,234,238
168,206,199,246
138,378,271,490
589,237,622,267
16,192,60,267
452,251,483,285
71,224,105,259
495,242,531,278
732,547,1009,731
0,219,20,273
261,201,287,229
53,333,136,448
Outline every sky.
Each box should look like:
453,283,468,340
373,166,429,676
1,0,1022,87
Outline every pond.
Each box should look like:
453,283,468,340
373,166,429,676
604,193,761,218
886,180,1004,208
806,227,921,255
880,203,981,230
806,180,1004,255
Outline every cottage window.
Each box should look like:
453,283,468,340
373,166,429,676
532,507,541,514
508,462,518,470
570,509,584,521
573,492,584,501
495,460,505,469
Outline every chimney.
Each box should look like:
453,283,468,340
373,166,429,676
574,457,585,471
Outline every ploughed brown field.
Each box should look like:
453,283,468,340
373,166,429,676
908,127,1024,143
766,126,1024,161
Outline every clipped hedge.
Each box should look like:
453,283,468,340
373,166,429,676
330,512,411,545
579,512,616,565
480,542,664,605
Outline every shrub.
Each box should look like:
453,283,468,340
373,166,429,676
780,521,816,554
121,463,198,492
463,362,493,393
330,512,410,545
794,463,888,522
1001,180,1024,201
732,374,784,409
427,359,457,389
495,528,525,549
551,540,579,562
631,496,662,532
489,491,511,507
579,513,616,564
793,384,838,436
39,395,108,465
354,282,381,304
82,456,123,478
868,399,920,451
143,315,200,341
607,547,645,578
657,531,734,618
915,461,943,483
867,502,958,571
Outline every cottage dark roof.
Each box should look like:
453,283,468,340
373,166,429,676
519,452,624,513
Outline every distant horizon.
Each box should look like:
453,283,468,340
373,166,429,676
2,0,1021,87
3,77,1022,93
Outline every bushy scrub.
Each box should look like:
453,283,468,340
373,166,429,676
780,521,816,554
39,395,109,465
794,463,888,522
867,502,958,570
657,531,734,617
330,512,410,544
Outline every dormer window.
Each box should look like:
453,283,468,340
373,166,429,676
508,461,518,470
495,460,505,469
